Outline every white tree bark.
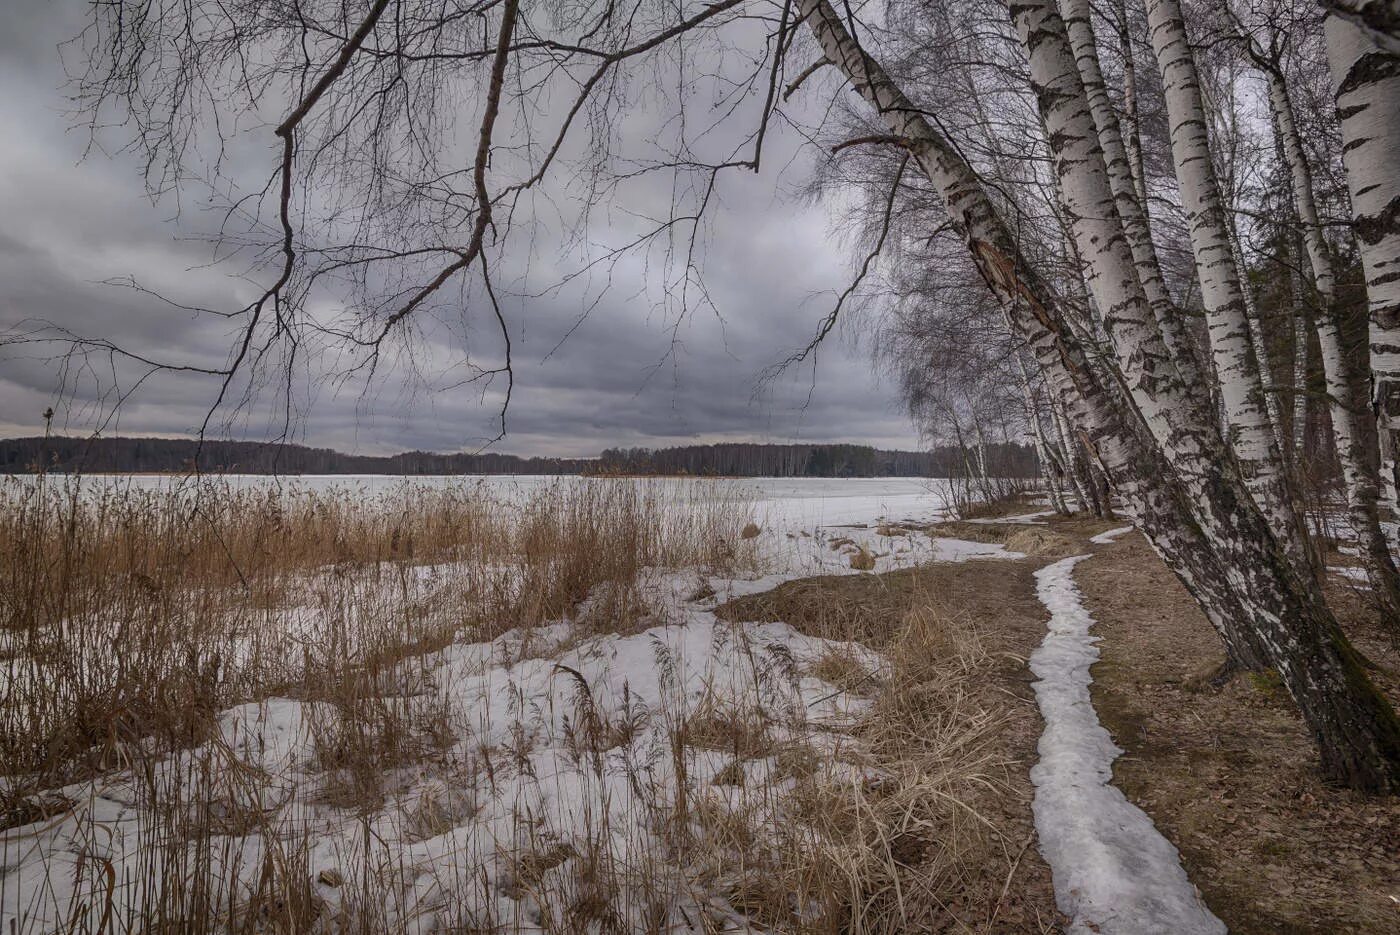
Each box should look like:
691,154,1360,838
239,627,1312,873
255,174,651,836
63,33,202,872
1325,0,1400,55
1061,0,1208,395
1050,394,1092,512
1264,59,1400,616
1227,220,1286,447
1326,14,1400,538
1026,0,1312,566
1110,0,1152,214
1143,0,1305,562
800,0,1400,789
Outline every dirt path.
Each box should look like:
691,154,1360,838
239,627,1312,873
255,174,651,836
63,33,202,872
1074,527,1400,934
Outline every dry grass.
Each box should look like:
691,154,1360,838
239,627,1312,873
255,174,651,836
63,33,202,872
947,486,1037,521
715,564,1063,933
0,474,782,933
0,476,751,795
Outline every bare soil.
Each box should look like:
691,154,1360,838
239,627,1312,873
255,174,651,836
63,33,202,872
1074,528,1400,934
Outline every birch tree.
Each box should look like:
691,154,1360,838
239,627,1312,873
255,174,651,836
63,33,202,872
1238,13,1400,616
1325,13,1400,540
1062,0,1209,395
1143,0,1308,564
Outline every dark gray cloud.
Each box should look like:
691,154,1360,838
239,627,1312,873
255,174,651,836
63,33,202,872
0,2,920,458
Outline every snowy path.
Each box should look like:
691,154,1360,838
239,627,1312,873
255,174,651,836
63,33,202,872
1029,546,1225,935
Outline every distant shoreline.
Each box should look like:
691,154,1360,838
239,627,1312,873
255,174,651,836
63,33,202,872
1,435,1040,480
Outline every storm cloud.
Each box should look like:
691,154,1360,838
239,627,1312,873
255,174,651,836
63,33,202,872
0,1,921,458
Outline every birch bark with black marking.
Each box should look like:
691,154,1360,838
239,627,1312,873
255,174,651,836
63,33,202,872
1267,60,1400,618
1061,0,1206,394
1142,0,1304,560
1326,14,1400,538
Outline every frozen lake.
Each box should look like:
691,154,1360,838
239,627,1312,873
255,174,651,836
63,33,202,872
10,473,961,530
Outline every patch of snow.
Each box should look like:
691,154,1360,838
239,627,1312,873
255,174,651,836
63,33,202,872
1089,525,1135,545
963,509,1055,525
1029,556,1225,935
1328,566,1371,589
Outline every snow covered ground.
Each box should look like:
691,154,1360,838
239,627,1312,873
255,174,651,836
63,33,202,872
1029,546,1224,935
2,476,1024,932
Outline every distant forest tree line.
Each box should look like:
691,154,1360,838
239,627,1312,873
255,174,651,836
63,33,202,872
595,442,1036,477
1,436,1037,479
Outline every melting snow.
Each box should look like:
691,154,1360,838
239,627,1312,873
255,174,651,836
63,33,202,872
1029,555,1224,935
1328,565,1371,589
1089,525,1135,545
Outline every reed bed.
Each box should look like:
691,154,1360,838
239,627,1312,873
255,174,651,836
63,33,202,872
1,475,1016,933
0,476,747,786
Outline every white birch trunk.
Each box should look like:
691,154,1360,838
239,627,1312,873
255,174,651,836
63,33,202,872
1325,0,1400,55
1289,239,1310,461
1143,0,1305,562
1050,395,1091,512
1111,0,1152,214
971,407,994,500
1061,0,1207,394
1227,220,1286,447
1025,0,1307,559
1266,62,1400,616
1325,15,1400,539
803,0,1400,789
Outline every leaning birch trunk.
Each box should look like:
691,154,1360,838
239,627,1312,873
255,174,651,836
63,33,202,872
1287,229,1310,462
1326,14,1400,542
1266,60,1400,618
1293,301,1311,456
1050,396,1092,512
995,0,1400,788
1143,0,1307,564
948,412,982,507
970,406,996,501
1227,219,1287,448
1061,0,1207,395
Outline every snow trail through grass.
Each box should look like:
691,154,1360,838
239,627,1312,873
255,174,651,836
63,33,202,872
1030,553,1225,935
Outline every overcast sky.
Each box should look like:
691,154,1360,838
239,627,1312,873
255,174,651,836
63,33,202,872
0,2,922,458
